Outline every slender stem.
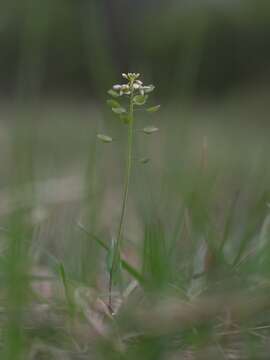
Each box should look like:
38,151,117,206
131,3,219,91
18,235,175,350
117,94,134,249
109,90,134,311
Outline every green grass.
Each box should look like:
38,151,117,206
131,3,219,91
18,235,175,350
0,93,270,359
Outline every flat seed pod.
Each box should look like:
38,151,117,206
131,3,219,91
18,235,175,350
108,89,120,97
142,126,159,135
107,99,121,108
97,134,113,143
112,107,126,115
147,105,161,113
139,157,150,164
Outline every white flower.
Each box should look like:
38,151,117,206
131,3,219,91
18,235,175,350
133,83,140,90
110,73,154,97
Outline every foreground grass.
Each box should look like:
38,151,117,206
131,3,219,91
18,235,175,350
0,95,270,359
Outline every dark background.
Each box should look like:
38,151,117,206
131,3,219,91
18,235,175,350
0,0,270,100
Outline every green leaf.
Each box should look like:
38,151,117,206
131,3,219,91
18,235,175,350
59,262,75,316
77,223,145,284
142,126,159,135
107,238,121,284
77,223,109,250
106,239,115,273
108,89,120,97
112,107,126,115
147,105,161,113
133,95,148,106
97,134,113,143
107,99,121,108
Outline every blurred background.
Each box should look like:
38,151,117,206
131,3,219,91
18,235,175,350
1,0,270,359
0,0,270,100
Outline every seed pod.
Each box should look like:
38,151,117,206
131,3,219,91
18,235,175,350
97,134,113,143
142,126,159,135
112,107,126,115
147,105,161,113
108,89,120,98
107,99,121,108
139,157,150,164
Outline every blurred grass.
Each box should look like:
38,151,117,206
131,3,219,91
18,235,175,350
0,90,269,358
1,0,270,357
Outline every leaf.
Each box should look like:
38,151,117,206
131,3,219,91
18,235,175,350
107,238,121,285
106,239,115,273
112,107,126,115
107,99,121,108
97,134,113,143
108,89,120,97
59,262,75,316
142,126,159,135
147,105,161,113
77,223,109,250
133,95,148,106
77,223,145,284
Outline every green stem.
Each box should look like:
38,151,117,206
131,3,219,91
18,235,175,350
109,91,134,312
116,96,134,249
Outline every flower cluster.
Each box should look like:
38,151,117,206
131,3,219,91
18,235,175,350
113,73,154,96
